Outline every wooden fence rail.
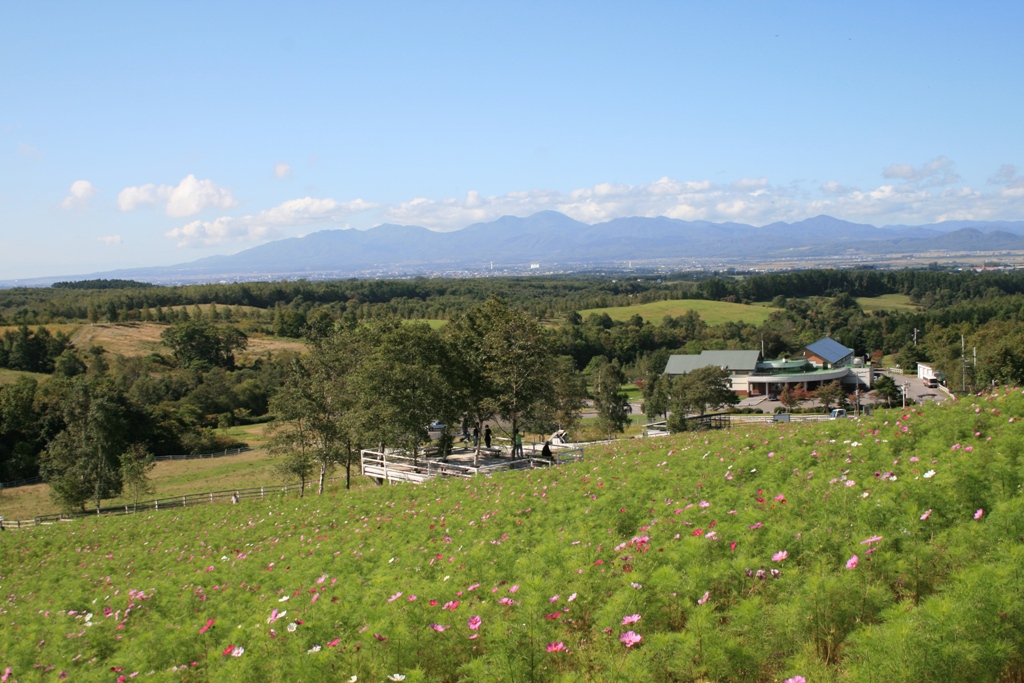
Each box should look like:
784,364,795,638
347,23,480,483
0,448,253,492
0,478,324,532
152,446,252,462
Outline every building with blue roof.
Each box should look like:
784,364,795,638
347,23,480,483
664,337,869,397
802,337,855,369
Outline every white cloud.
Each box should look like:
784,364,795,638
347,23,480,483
378,161,1024,229
166,196,378,247
60,180,97,209
164,157,1024,248
274,162,291,179
118,174,237,217
883,155,961,186
97,234,122,245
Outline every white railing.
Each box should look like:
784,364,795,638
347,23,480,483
360,446,584,485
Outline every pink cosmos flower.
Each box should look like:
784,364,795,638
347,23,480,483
199,618,215,634
860,535,883,546
549,594,559,603
772,550,788,562
1,668,11,683
920,509,932,520
730,541,738,552
620,631,642,648
974,508,984,519
622,614,641,625
508,585,519,593
429,623,448,632
388,592,403,603
468,616,481,630
774,494,786,502
784,677,806,683
749,522,763,530
697,591,710,605
407,595,417,602
699,500,710,508
567,593,577,602
546,641,567,653
846,555,858,570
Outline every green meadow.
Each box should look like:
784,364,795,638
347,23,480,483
578,299,774,326
3,392,1024,682
854,294,920,313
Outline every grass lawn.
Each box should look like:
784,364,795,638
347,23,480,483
0,423,374,521
0,368,50,385
579,299,773,325
855,293,920,312
402,319,448,329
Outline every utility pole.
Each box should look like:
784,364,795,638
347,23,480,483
961,334,967,394
913,328,920,346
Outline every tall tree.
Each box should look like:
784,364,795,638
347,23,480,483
119,442,155,510
815,380,848,412
357,321,457,460
40,379,127,512
666,365,739,429
447,298,563,461
587,356,632,435
268,381,316,496
160,319,248,370
275,328,363,493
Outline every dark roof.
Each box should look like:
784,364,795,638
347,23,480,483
664,350,761,375
804,337,854,364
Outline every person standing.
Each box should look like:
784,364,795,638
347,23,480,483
473,425,480,447
484,425,492,449
513,432,524,458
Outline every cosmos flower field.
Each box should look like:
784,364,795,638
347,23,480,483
3,392,1024,682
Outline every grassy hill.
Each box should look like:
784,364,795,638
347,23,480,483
854,293,920,313
2,393,1024,681
0,322,307,360
579,299,773,325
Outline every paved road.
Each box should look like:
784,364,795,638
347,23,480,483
735,371,949,413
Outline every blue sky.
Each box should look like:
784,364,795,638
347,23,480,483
2,2,1023,279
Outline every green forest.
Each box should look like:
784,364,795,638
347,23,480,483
4,267,1024,508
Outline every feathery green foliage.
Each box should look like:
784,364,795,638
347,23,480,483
3,390,1024,681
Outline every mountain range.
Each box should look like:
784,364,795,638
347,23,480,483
11,213,1024,286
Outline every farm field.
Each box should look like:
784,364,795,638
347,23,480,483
0,425,309,521
68,323,307,360
3,392,1024,681
578,299,773,325
1,322,307,360
855,293,920,313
